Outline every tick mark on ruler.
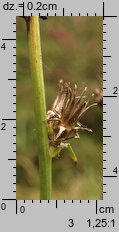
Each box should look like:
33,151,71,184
96,200,98,214
103,175,117,178
103,55,111,58
2,38,16,41
103,95,117,98
103,135,111,138
56,200,57,208
2,118,16,121
103,2,105,20
104,15,117,18
2,199,16,201
16,200,18,214
63,8,64,16
103,2,117,20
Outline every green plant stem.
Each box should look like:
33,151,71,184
27,16,52,199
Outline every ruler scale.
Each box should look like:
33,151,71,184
0,0,119,231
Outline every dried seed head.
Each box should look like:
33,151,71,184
47,80,97,147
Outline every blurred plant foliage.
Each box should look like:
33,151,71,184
16,16,102,199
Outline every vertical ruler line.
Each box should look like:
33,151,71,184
63,8,64,16
16,200,18,214
103,2,105,20
96,200,98,214
56,200,58,208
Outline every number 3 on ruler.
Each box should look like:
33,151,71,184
68,219,74,227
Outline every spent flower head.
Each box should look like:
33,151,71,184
47,80,97,161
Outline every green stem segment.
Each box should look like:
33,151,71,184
27,16,52,199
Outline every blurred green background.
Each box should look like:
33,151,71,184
16,16,103,200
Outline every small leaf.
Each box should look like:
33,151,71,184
49,142,78,163
60,143,78,163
